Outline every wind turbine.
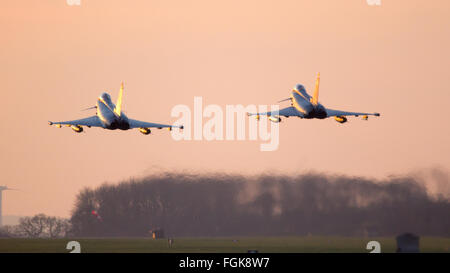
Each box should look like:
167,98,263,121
0,186,18,227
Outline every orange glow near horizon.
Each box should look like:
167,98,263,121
0,0,449,218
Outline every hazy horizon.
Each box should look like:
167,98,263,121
1,0,449,218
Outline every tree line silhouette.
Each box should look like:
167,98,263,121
0,214,70,238
69,172,450,237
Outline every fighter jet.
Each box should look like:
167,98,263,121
248,73,380,123
49,83,183,134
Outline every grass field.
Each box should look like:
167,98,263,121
0,236,449,253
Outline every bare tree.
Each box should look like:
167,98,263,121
18,214,47,238
45,216,70,238
15,214,71,238
0,225,18,237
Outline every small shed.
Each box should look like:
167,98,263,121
396,233,420,253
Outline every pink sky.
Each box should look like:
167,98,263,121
1,0,449,217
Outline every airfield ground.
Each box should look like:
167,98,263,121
0,236,448,253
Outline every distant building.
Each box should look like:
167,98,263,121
396,233,420,253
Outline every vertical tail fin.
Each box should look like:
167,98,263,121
115,82,124,116
311,72,320,105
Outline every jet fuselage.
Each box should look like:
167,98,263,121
97,93,130,130
290,84,327,119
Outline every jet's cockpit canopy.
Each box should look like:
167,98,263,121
100,92,112,103
294,84,310,99
295,84,305,91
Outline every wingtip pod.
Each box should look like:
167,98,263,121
246,112,261,120
166,125,183,130
172,125,184,130
49,121,63,128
